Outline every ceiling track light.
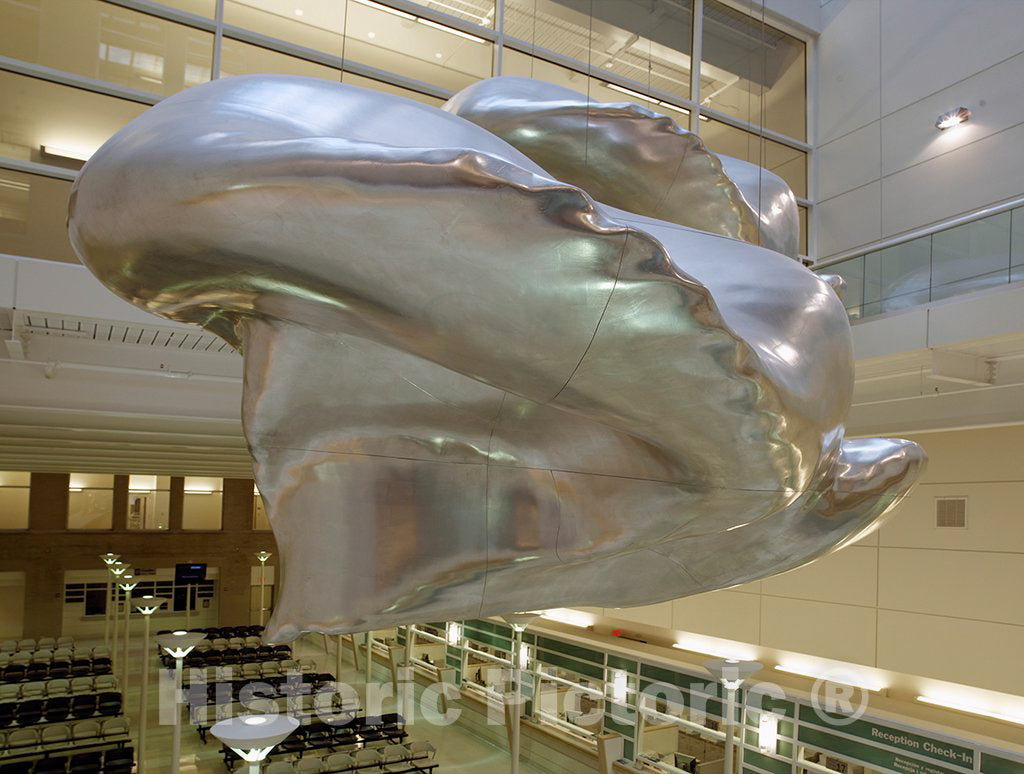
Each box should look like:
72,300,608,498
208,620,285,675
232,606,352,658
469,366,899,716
935,107,970,130
40,145,92,162
774,664,886,693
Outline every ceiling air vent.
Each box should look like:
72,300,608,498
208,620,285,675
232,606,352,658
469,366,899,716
935,497,967,529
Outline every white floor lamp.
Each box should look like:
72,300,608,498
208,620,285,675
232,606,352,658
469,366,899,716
134,595,168,774
255,551,272,626
156,630,206,774
211,714,299,774
116,575,138,694
100,553,120,646
502,613,539,774
704,659,763,774
109,563,128,674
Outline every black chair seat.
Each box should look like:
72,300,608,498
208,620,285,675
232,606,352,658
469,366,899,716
31,759,67,774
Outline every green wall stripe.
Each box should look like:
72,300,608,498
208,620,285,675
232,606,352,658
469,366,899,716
744,749,792,774
982,753,1024,774
536,649,604,680
535,635,604,665
607,654,637,672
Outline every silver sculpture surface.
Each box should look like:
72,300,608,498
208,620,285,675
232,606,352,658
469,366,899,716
69,75,925,642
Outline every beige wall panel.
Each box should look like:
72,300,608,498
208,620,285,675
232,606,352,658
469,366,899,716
878,0,1024,115
670,591,761,644
880,482,1024,553
905,427,1024,484
877,609,1024,695
607,602,673,629
881,122,1024,238
878,548,1024,626
818,121,881,201
0,572,25,640
817,0,880,145
760,596,876,666
816,181,881,258
762,545,878,608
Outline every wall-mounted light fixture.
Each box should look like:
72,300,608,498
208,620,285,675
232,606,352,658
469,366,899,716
935,107,970,130
758,712,780,752
774,664,886,693
40,145,92,162
917,695,1024,726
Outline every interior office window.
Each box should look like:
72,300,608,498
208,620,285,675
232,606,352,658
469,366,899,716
67,474,114,530
504,0,692,104
0,472,30,530
342,0,493,93
224,0,347,54
182,476,223,530
220,37,343,80
253,484,271,530
0,0,214,98
0,168,76,264
700,119,806,199
126,474,170,530
701,0,805,141
342,72,444,107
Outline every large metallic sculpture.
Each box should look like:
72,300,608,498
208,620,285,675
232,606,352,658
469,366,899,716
69,75,925,642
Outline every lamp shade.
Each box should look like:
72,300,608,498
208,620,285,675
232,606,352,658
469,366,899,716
100,553,121,565
211,714,299,760
255,551,272,562
156,629,207,657
704,658,763,689
134,596,168,615
501,612,541,631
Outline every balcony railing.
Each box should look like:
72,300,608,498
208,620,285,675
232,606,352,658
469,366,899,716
815,203,1024,319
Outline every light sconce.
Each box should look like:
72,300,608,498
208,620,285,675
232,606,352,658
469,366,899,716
935,107,970,130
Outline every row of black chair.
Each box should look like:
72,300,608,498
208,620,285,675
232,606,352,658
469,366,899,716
157,625,264,640
187,672,338,702
179,645,289,667
3,661,110,685
219,715,407,766
0,747,133,774
0,693,122,729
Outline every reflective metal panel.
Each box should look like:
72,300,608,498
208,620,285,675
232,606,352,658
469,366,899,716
69,76,925,641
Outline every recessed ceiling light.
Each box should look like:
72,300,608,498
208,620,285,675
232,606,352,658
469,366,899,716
294,7,303,15
935,106,970,130
603,62,613,68
434,52,443,59
367,31,376,38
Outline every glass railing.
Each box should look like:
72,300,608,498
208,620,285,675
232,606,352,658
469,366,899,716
815,204,1024,319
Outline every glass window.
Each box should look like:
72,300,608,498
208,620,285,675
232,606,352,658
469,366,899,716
342,71,445,106
0,0,213,97
930,211,1011,301
504,0,693,104
0,472,30,530
701,0,805,140
879,236,931,313
342,0,493,93
225,0,346,54
126,474,170,530
253,485,271,530
700,119,806,198
68,473,114,530
220,37,343,79
0,169,75,263
862,250,882,317
150,0,216,16
0,69,148,171
182,476,223,530
1013,206,1024,283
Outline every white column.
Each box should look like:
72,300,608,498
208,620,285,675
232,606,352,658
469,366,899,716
122,604,131,699
170,656,184,774
365,631,373,684
258,563,266,626
336,634,344,682
104,575,113,646
138,613,153,773
510,627,523,774
112,589,121,675
723,685,737,774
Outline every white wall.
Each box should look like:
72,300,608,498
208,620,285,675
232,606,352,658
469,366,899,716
815,0,1024,257
595,425,1024,697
